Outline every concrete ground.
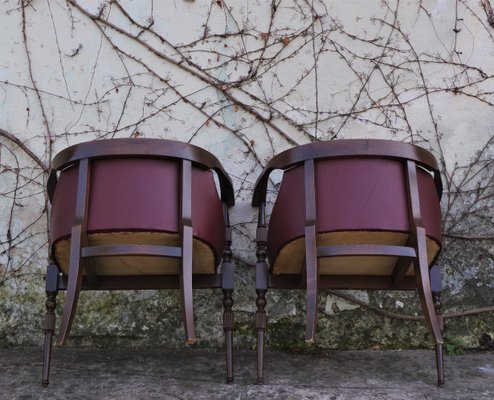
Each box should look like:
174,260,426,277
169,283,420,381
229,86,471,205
0,347,493,399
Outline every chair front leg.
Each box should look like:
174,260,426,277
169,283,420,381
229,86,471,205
255,214,268,384
256,285,267,384
222,288,234,383
42,264,59,386
221,218,234,383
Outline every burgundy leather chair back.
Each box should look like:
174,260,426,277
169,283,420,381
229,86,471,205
267,157,441,275
252,139,445,386
41,138,235,385
50,157,225,273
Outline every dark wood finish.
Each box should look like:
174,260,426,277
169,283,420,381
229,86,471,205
81,245,182,258
48,138,234,206
404,159,444,385
252,139,444,386
42,138,235,385
304,159,318,343
252,139,442,206
391,237,417,285
41,264,59,387
221,204,234,383
255,204,268,384
223,287,234,383
268,274,419,290
57,274,223,290
180,159,196,344
317,244,417,258
255,287,267,385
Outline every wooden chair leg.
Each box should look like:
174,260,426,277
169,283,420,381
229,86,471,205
57,226,84,345
42,264,59,386
430,265,445,332
222,288,234,383
435,343,445,387
255,256,268,384
413,227,444,386
255,216,269,384
180,225,196,344
432,291,444,332
304,225,318,343
431,266,445,385
221,218,234,383
256,288,267,384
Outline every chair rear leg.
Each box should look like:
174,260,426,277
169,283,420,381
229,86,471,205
255,218,269,384
430,265,444,333
432,290,445,387
304,225,318,343
42,264,59,386
432,291,444,333
255,258,268,384
222,288,234,383
430,264,445,386
180,225,196,344
256,288,267,384
221,215,234,382
414,227,444,386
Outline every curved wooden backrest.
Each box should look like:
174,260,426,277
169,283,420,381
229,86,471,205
48,138,235,273
266,157,442,275
42,139,236,385
252,140,446,386
252,139,442,206
253,139,443,277
48,138,234,206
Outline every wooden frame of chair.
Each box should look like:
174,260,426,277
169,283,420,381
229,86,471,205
252,139,444,386
42,138,235,385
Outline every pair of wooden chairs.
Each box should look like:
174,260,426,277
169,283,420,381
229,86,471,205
41,138,444,386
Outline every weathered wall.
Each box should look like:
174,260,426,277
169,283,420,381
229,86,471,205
0,0,493,352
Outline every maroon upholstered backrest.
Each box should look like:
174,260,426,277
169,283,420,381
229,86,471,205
267,157,442,264
50,157,225,264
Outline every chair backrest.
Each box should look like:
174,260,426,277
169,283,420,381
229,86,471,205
42,138,236,385
48,138,234,275
252,139,446,386
252,139,442,206
252,139,443,276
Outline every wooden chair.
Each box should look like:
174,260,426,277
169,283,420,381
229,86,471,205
252,139,445,385
42,138,235,385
